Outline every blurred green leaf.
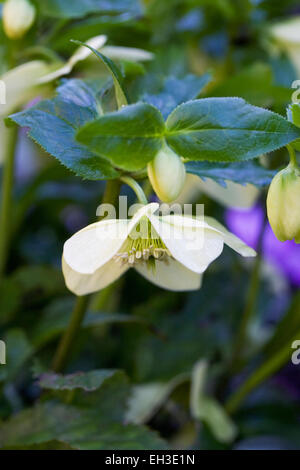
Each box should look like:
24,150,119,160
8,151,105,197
0,370,166,450
186,160,276,187
40,0,142,18
9,80,120,180
190,360,237,444
0,330,33,382
38,369,121,392
141,73,211,119
207,63,291,107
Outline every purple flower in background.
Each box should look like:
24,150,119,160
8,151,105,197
226,205,300,287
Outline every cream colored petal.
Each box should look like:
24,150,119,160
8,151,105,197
175,174,259,208
198,179,259,209
1,60,51,115
271,18,300,45
63,219,131,275
37,35,107,84
63,203,160,276
204,216,256,257
135,259,202,292
62,257,128,296
0,120,9,165
101,46,154,62
149,214,225,274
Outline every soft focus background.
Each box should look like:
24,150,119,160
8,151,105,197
0,0,300,450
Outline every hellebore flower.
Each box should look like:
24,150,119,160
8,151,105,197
3,0,36,40
270,17,300,75
62,203,256,295
267,163,300,243
176,174,259,209
148,144,186,203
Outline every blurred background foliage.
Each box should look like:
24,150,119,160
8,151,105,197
0,0,300,450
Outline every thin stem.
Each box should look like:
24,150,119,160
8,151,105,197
52,295,90,373
228,212,266,375
229,254,262,373
101,179,122,205
52,179,122,372
287,144,298,168
120,176,148,205
0,125,18,278
225,330,300,415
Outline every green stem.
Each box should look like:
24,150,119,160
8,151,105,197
120,176,148,205
102,179,122,205
287,144,298,168
229,254,262,373
0,125,18,278
225,330,300,415
52,179,122,372
52,295,90,373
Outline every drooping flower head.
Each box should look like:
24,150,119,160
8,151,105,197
63,203,256,295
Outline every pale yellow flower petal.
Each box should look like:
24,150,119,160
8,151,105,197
63,219,131,275
1,60,51,116
204,216,256,257
37,35,107,84
135,258,202,291
175,174,258,208
149,214,224,274
100,46,154,62
197,179,259,209
62,257,128,296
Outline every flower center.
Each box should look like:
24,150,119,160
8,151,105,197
114,219,171,267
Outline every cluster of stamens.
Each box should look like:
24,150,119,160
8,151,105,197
113,220,172,267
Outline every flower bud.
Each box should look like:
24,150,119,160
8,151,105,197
267,164,300,243
3,0,36,40
148,144,186,202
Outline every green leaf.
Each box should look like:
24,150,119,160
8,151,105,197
185,160,276,187
30,298,145,349
165,98,300,162
0,330,34,382
206,63,291,107
76,103,165,171
190,361,237,444
39,369,121,392
71,40,128,108
9,80,120,180
0,370,166,450
40,0,142,18
141,73,211,119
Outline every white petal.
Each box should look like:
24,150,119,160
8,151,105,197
204,216,256,257
149,214,225,274
63,219,131,275
62,257,128,296
198,179,259,209
175,174,259,208
38,35,107,84
135,259,202,291
1,61,51,115
101,46,154,62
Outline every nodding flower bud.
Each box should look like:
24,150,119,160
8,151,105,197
267,163,300,243
147,144,186,203
3,0,36,40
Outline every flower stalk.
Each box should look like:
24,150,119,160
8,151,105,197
0,125,18,278
52,295,91,373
